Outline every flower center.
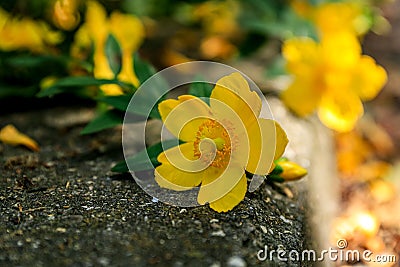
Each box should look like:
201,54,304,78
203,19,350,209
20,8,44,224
213,137,225,150
193,119,233,168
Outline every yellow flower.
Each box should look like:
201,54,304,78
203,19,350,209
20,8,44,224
52,0,81,30
71,1,144,95
0,8,62,52
155,73,288,212
193,0,239,37
313,1,371,37
281,34,387,132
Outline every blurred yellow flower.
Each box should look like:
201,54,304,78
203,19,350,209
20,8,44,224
291,0,372,36
71,0,144,95
193,0,240,60
335,129,391,181
52,0,81,30
155,73,288,212
313,1,371,36
193,0,239,37
281,34,387,132
0,8,62,52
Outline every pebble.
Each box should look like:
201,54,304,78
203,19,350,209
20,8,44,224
179,209,187,214
226,256,246,267
279,215,292,224
98,257,110,266
211,230,226,237
56,227,67,233
260,225,268,234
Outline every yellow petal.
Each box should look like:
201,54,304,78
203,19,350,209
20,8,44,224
109,12,144,53
154,163,203,191
318,90,364,132
282,37,319,75
70,25,91,59
118,53,140,88
85,0,108,44
210,72,261,128
0,124,39,151
209,174,247,212
245,119,288,175
281,81,321,117
321,32,361,70
157,142,211,173
353,55,387,101
158,95,212,142
315,2,363,35
197,163,245,206
93,51,123,95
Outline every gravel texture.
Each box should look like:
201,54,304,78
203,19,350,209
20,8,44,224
0,107,312,267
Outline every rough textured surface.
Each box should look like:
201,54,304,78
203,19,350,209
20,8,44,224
0,105,312,267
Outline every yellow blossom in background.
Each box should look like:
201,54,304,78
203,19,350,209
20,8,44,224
155,73,288,212
313,1,371,36
52,0,81,30
71,0,144,95
192,0,240,60
193,0,239,37
0,7,62,52
335,127,392,181
281,33,387,132
291,0,372,36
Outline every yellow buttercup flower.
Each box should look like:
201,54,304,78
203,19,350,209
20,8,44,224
0,7,62,52
281,34,387,132
71,0,144,95
155,73,288,212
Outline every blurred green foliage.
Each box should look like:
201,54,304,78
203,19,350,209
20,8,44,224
0,0,386,122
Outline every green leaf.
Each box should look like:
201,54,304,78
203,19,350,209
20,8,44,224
37,76,134,97
80,109,123,135
269,164,283,176
111,139,180,173
7,55,65,68
188,81,213,105
97,93,133,112
133,53,156,84
105,34,122,77
0,83,38,98
98,92,161,119
110,161,129,173
267,174,285,183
